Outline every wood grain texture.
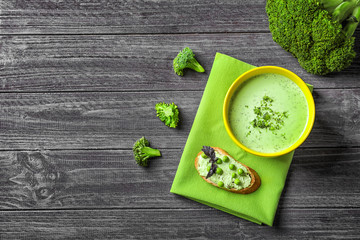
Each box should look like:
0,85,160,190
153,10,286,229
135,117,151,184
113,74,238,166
1,208,359,239
0,33,359,92
0,90,358,150
1,0,269,34
1,0,360,237
0,148,359,209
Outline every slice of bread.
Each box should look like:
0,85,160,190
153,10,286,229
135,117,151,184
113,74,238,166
195,147,261,194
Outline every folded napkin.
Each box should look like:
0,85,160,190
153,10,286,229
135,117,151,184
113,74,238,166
170,53,312,226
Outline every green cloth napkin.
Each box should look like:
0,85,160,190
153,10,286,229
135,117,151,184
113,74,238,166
170,53,312,226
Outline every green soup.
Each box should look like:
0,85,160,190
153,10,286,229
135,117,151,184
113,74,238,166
228,73,309,153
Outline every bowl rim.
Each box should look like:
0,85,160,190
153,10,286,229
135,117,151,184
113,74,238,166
223,66,315,157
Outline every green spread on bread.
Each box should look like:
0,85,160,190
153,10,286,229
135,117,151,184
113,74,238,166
197,147,252,190
195,146,261,194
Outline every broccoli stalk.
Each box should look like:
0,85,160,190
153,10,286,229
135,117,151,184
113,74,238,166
133,137,161,167
318,0,360,35
320,0,360,38
320,0,344,13
173,47,205,76
155,102,179,128
344,6,360,38
330,0,360,23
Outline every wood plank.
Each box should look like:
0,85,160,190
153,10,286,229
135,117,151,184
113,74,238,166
1,0,269,34
0,34,359,91
1,208,359,239
0,89,360,150
0,148,359,209
0,90,358,150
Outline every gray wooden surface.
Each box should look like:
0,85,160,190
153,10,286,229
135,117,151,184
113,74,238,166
1,0,359,239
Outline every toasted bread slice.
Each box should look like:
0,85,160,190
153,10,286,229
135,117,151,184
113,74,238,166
195,147,261,194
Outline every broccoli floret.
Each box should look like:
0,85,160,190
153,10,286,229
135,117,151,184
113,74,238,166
173,47,205,76
133,137,161,167
155,102,179,128
266,0,360,75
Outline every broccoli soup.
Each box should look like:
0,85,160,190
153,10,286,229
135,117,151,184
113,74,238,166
228,73,309,153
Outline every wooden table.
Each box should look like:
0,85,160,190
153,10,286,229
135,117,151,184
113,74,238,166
1,1,359,239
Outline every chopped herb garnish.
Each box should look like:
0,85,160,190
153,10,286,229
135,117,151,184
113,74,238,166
247,95,288,136
202,146,218,179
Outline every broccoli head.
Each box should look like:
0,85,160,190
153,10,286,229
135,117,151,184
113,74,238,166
133,137,161,167
266,0,360,75
155,102,179,128
173,47,205,76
